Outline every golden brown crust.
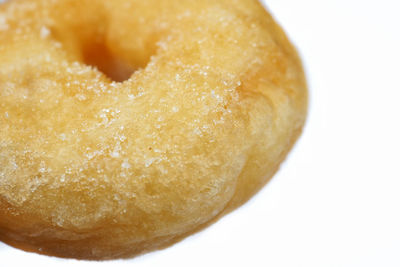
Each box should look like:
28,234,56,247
0,0,307,259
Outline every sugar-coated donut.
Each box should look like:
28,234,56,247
0,0,307,260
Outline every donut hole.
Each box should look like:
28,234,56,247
82,41,138,83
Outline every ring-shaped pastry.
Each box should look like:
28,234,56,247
0,0,307,259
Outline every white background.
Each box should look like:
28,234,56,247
1,0,400,266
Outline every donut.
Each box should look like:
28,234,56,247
0,0,307,260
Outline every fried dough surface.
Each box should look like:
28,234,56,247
0,0,307,259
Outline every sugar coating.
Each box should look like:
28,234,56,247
0,0,307,259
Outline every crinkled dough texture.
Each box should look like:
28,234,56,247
0,0,307,259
